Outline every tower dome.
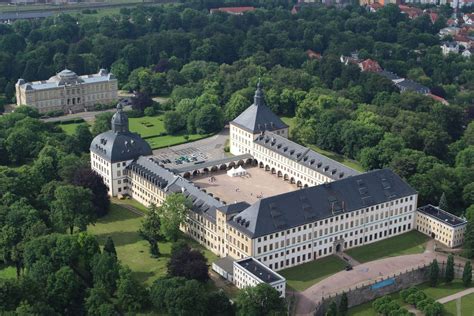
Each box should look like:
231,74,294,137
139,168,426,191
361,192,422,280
111,103,129,133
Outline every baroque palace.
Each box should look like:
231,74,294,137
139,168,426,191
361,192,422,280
16,69,118,114
90,84,466,295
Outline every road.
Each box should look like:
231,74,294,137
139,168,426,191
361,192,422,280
41,105,131,123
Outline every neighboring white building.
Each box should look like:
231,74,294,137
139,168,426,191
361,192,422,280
416,205,467,248
16,69,117,114
233,257,286,297
441,41,460,55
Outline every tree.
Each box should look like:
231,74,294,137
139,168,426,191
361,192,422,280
439,192,448,210
429,259,439,287
158,193,192,241
116,267,148,312
326,301,337,316
167,243,209,282
103,236,117,258
225,92,249,121
91,252,120,294
140,203,162,257
163,111,186,135
464,219,474,259
74,123,92,153
236,283,286,316
72,167,110,217
462,261,472,287
51,185,95,234
131,92,153,112
205,290,234,316
339,293,348,316
85,285,115,316
92,112,114,136
194,104,224,134
445,255,454,283
45,266,83,314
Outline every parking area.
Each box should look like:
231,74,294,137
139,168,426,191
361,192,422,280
191,166,298,204
154,147,208,167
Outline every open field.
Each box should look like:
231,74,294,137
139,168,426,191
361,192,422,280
0,265,16,279
444,292,474,315
57,114,211,150
349,280,468,316
192,166,298,205
88,203,217,286
128,115,166,138
345,231,429,263
279,256,347,291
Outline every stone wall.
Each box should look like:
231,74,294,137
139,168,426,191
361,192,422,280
313,260,471,316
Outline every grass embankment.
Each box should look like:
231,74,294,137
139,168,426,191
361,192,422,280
345,231,429,263
279,255,347,291
88,203,217,286
349,280,469,316
280,116,364,172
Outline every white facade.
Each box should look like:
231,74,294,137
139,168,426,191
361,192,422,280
251,195,417,271
16,69,117,114
233,258,286,298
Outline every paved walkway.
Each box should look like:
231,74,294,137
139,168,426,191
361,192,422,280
437,287,474,304
336,252,361,267
294,252,447,315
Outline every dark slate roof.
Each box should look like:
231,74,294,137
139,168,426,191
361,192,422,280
254,131,360,180
127,156,223,223
417,205,466,227
213,256,235,275
90,131,152,163
228,169,417,238
378,70,402,81
235,258,284,284
90,105,152,163
231,83,288,134
218,202,251,215
395,79,430,94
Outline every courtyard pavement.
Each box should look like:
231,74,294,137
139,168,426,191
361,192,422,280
192,166,297,204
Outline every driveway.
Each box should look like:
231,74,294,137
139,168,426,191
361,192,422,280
294,251,450,315
41,105,132,123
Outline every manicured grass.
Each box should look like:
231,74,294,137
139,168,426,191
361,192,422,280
128,115,166,138
444,292,474,315
419,280,467,299
0,265,16,280
58,122,90,135
281,116,296,135
279,255,346,291
145,133,211,150
345,231,429,263
88,203,217,286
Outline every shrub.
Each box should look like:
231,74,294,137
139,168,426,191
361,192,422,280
144,107,156,116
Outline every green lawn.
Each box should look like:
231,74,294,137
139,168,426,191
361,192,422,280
145,133,211,150
279,255,346,291
444,292,474,315
345,231,429,263
349,280,469,316
281,116,296,135
88,203,217,286
128,115,166,138
58,122,90,135
113,197,149,214
0,265,16,280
